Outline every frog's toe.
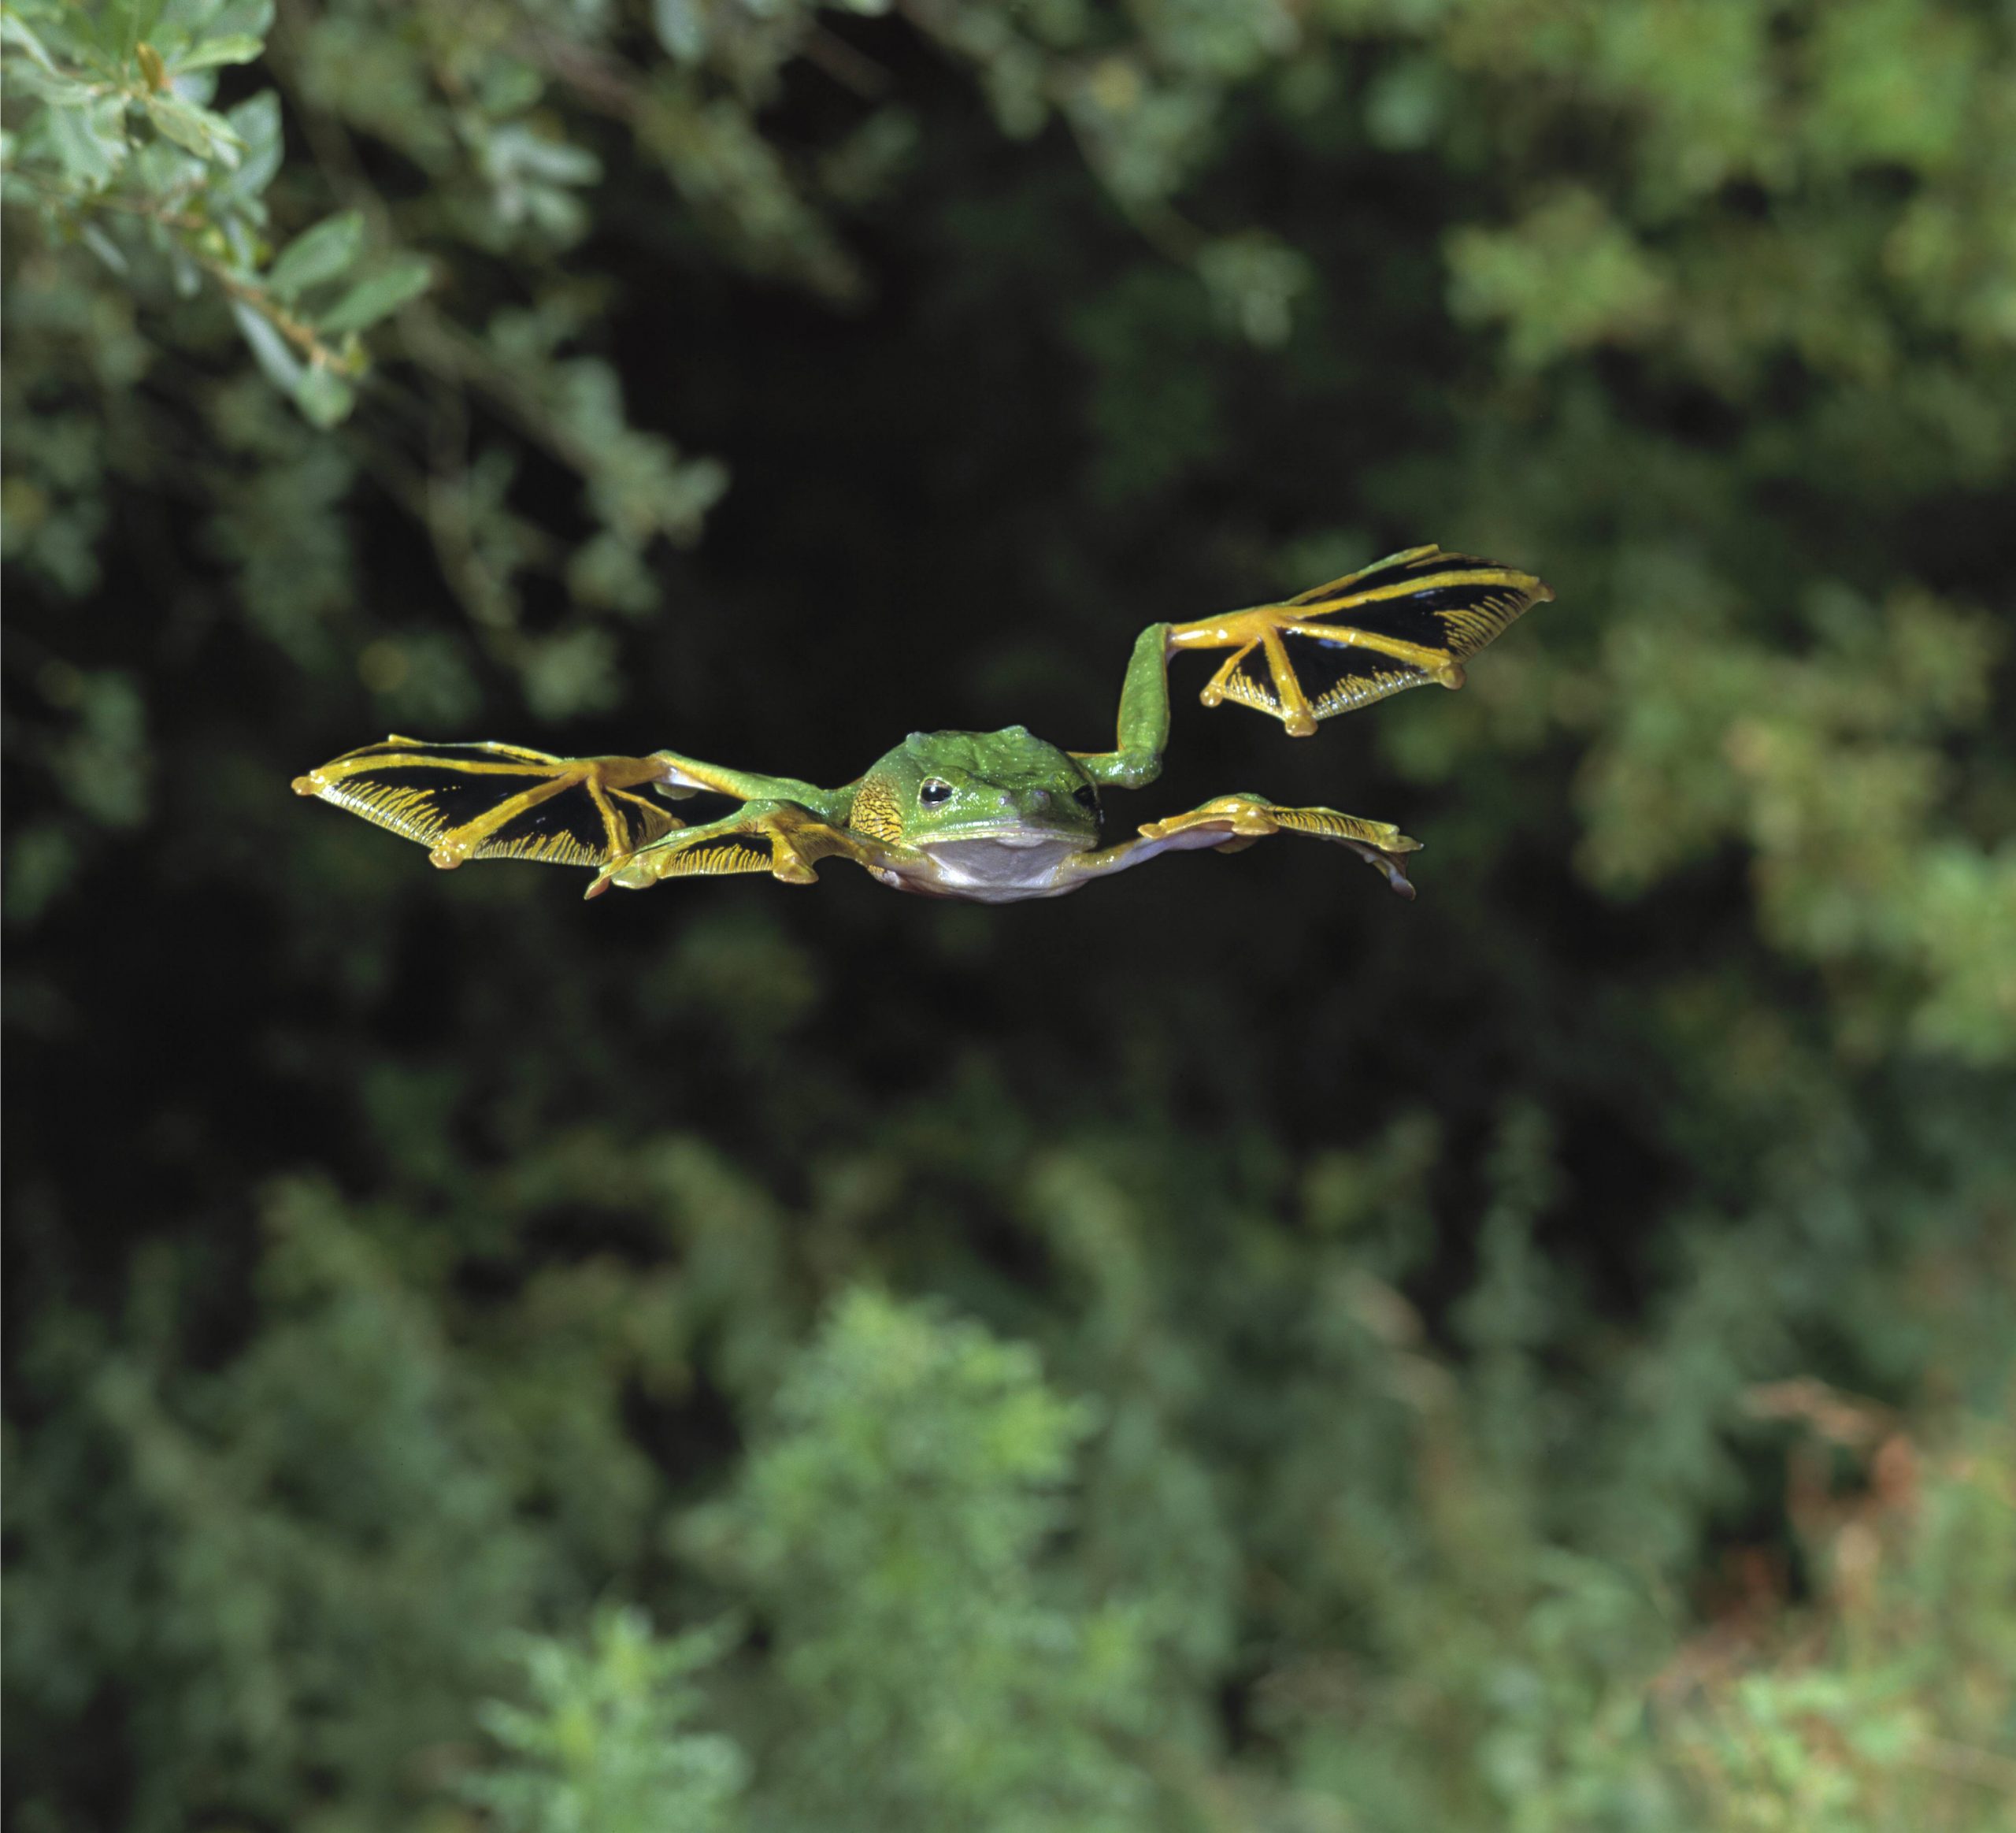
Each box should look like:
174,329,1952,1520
1367,846,1418,898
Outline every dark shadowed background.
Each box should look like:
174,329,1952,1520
6,2,2014,1829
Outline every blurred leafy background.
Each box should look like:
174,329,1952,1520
5,1,2014,1828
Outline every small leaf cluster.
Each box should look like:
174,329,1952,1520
2,0,431,425
467,1606,747,1833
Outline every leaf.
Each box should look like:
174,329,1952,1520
142,94,212,158
232,299,302,391
267,210,365,299
209,89,281,205
316,258,432,334
91,0,161,62
1196,232,1309,348
135,41,168,91
44,97,130,188
483,123,600,187
0,12,67,77
293,365,356,429
170,33,265,72
144,93,241,165
651,0,706,62
199,0,276,39
2,65,85,104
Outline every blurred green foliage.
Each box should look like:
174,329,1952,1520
5,1,2014,1829
465,1605,746,1833
692,1288,1156,1831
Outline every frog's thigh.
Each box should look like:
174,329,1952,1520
591,800,876,896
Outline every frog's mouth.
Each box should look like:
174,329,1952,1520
901,829,1095,898
914,822,1096,851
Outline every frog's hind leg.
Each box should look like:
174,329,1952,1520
1066,794,1422,897
587,800,885,898
292,737,684,869
1146,796,1421,896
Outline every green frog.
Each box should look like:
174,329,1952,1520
293,544,1551,904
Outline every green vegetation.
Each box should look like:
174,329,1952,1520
6,2,2012,1828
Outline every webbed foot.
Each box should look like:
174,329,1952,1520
1137,795,1421,896
1166,547,1551,736
586,800,875,898
291,738,683,868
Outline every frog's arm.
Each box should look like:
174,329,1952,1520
1059,794,1423,898
1079,547,1551,763
291,737,850,871
646,750,850,818
1073,622,1174,792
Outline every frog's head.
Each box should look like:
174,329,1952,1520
851,727,1102,854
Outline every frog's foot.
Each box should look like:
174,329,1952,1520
1166,546,1551,737
292,737,684,869
1134,795,1422,896
586,800,880,898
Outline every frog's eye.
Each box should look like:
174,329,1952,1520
1073,785,1099,810
919,778,954,807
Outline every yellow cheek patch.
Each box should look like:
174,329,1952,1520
847,776,906,844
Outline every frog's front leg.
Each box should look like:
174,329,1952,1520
1058,794,1422,898
1073,545,1548,779
587,799,888,898
1073,622,1174,792
646,750,850,820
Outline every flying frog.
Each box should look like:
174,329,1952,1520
293,544,1551,904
